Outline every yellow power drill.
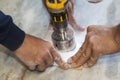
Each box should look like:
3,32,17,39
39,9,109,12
45,0,76,52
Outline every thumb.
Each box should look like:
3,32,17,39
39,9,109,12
50,47,69,69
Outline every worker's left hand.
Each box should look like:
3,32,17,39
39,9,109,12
67,25,119,68
15,34,68,71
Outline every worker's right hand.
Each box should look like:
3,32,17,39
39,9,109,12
15,34,68,71
67,25,120,68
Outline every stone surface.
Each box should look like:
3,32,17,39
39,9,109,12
0,0,120,80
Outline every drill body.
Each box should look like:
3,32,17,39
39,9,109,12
45,0,76,52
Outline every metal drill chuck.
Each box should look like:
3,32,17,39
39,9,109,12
52,27,76,52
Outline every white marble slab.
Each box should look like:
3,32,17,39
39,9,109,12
0,0,120,80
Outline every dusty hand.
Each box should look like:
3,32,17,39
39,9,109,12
67,25,119,68
15,34,67,71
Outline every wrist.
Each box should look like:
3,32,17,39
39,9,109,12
114,24,120,51
1,19,25,51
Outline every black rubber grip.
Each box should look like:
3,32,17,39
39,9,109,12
50,9,68,22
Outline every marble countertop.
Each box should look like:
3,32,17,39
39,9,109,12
0,0,120,80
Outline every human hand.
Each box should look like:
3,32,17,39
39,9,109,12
15,34,68,71
68,0,84,31
67,25,119,68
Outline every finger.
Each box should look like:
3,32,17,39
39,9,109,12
84,57,98,68
28,64,37,71
68,0,74,14
34,56,46,71
67,34,89,64
50,47,68,69
36,60,46,71
67,49,84,64
70,0,74,6
84,51,99,68
44,51,54,67
26,60,37,71
69,44,92,68
48,20,54,30
68,12,84,31
87,26,98,33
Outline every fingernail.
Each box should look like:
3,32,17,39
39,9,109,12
55,57,60,61
67,58,73,63
64,63,69,69
68,63,76,68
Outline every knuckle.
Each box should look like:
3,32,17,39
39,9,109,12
87,32,94,37
74,62,81,67
93,46,99,53
43,51,51,59
54,56,61,62
44,51,49,55
71,56,76,62
87,25,97,32
87,26,94,32
82,53,90,59
36,57,42,63
40,68,46,72
86,53,91,57
86,33,92,41
47,58,53,65
88,61,96,67
37,65,46,72
42,50,49,57
48,60,54,66
28,65,35,70
46,41,52,47
26,62,36,70
50,57,54,63
89,36,95,43
86,33,91,39
87,62,93,67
